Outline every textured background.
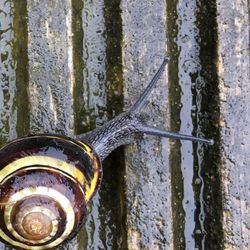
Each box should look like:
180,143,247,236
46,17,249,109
0,0,249,249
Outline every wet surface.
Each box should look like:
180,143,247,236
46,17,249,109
0,0,249,250
167,0,223,249
0,1,29,249
217,0,250,249
0,0,17,143
27,0,74,135
0,5,29,163
121,1,172,249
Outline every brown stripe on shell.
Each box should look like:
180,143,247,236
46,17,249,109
0,168,87,246
10,196,66,246
0,135,102,248
0,135,101,186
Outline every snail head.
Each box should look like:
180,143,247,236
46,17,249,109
76,56,213,160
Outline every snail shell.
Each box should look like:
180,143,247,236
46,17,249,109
0,135,102,249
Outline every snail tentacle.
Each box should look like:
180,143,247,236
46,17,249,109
0,56,213,249
130,56,170,113
76,56,213,160
75,111,212,161
138,125,214,145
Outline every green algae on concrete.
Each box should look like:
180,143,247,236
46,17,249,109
0,1,29,249
167,0,223,249
1,0,249,249
0,0,29,145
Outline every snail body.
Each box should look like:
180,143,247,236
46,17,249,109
0,57,213,249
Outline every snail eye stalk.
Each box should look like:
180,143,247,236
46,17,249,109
130,56,170,113
76,56,213,161
138,125,214,145
0,56,214,249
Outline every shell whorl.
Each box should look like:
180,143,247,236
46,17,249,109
0,135,102,249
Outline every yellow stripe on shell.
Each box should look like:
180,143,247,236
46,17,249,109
1,186,75,249
53,136,101,201
78,142,100,201
0,155,94,202
2,165,85,200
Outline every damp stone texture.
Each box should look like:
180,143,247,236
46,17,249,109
27,0,74,135
0,0,250,250
217,0,250,249
121,0,172,249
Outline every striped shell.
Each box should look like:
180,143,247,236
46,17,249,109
0,135,102,249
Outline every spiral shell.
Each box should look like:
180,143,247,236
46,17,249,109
0,135,102,249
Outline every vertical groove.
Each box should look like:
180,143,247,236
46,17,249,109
71,0,84,248
72,0,84,134
0,0,17,144
167,0,185,249
12,0,29,137
102,0,127,249
167,0,223,249
196,1,223,249
71,0,126,248
0,0,29,143
104,0,123,117
0,1,29,249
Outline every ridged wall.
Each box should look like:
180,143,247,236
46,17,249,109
0,0,249,249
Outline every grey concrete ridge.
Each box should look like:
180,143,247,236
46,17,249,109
217,0,250,249
27,0,74,135
0,0,249,249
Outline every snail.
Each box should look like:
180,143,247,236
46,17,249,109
0,57,213,249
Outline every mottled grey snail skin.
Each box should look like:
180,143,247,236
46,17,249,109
76,57,213,160
0,57,213,250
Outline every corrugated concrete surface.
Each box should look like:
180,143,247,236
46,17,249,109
0,0,249,250
0,0,16,141
121,0,172,249
217,0,250,249
27,0,74,134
